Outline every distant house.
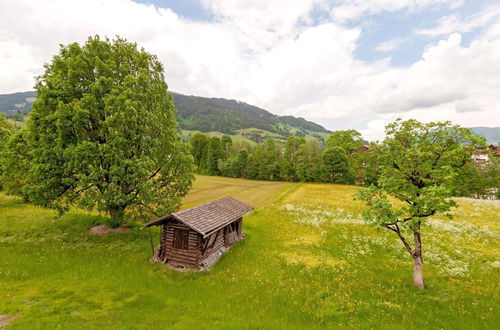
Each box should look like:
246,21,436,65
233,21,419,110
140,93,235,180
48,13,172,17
489,142,500,157
472,142,500,165
472,153,489,165
142,197,253,270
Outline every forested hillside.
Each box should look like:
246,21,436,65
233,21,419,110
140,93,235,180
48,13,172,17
0,91,330,140
0,91,36,113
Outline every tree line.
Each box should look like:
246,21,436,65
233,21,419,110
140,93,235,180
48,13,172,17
189,130,366,184
188,129,499,197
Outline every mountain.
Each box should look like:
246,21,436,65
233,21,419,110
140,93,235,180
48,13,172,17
0,91,36,113
469,127,500,144
0,91,330,141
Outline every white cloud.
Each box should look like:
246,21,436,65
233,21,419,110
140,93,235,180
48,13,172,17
455,100,483,113
201,0,323,52
375,37,409,52
372,33,500,113
0,0,499,140
416,4,500,36
330,0,463,22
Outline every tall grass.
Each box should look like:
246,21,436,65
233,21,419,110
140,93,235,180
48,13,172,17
0,177,498,328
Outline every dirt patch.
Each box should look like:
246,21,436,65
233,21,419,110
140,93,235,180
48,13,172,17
88,224,132,236
0,314,17,329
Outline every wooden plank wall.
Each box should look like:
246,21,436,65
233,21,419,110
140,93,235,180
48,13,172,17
163,223,200,268
200,228,225,260
154,218,245,270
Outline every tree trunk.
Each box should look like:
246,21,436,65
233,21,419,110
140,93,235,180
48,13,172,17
412,230,425,289
108,205,125,228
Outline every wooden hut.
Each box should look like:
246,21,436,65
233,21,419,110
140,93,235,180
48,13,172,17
143,197,253,270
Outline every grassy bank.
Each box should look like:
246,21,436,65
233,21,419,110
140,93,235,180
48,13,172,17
0,176,498,328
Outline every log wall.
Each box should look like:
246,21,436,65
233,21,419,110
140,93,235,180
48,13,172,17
153,218,245,270
156,223,200,269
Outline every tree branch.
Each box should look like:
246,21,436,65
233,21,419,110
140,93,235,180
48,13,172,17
148,154,173,181
386,224,413,258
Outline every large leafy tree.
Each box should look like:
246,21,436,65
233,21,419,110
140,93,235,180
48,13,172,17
27,36,194,225
326,129,364,152
356,119,484,289
189,133,210,168
321,146,355,184
327,130,368,184
281,136,306,181
296,139,322,182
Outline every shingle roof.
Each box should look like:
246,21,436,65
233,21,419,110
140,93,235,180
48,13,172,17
142,197,253,236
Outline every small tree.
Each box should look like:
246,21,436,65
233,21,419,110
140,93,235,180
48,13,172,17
27,36,194,225
356,119,484,289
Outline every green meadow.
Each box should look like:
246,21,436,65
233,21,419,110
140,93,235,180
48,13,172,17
0,176,498,329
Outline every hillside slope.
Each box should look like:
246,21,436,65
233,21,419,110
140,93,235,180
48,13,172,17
0,91,330,140
0,91,36,113
470,127,500,143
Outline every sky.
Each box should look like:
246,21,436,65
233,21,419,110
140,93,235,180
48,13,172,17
1,0,499,140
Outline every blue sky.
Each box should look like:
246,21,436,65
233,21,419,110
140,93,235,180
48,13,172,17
135,0,214,21
1,0,499,138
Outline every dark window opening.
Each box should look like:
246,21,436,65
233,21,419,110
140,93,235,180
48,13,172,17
173,229,189,250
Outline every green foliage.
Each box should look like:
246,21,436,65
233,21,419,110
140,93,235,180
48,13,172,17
184,122,496,203
189,132,210,168
357,119,485,226
326,130,368,185
8,111,27,122
362,142,381,186
326,129,364,152
452,162,488,196
483,157,500,198
189,131,375,185
356,119,486,287
281,136,306,181
452,154,500,198
230,150,249,178
0,114,15,189
0,113,14,147
321,146,355,184
25,36,193,224
189,134,224,175
295,139,322,182
0,129,32,201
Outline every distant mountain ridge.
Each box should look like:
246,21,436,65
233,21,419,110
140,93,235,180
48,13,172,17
0,91,330,138
469,127,500,144
3,91,497,143
0,91,36,113
172,93,329,135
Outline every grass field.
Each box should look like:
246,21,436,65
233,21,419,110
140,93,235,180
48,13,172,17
0,176,499,329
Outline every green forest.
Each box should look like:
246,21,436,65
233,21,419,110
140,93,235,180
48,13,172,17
187,129,499,198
